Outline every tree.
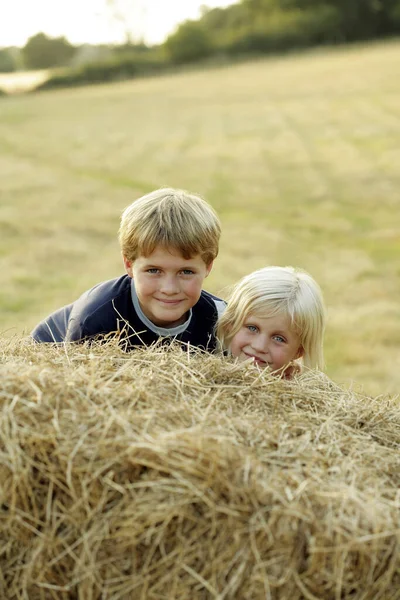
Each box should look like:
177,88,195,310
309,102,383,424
273,0,400,39
0,49,17,73
22,33,76,70
165,21,213,64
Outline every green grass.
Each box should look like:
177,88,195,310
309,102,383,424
1,40,399,396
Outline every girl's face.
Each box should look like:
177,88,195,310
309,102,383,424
230,312,303,373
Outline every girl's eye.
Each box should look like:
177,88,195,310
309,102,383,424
246,325,258,333
273,335,286,343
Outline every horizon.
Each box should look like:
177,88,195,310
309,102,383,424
0,0,236,49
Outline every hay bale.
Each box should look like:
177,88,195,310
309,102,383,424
0,338,399,599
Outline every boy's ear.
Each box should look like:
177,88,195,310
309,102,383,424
205,260,214,277
123,255,133,277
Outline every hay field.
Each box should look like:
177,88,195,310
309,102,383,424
0,40,399,396
1,339,399,599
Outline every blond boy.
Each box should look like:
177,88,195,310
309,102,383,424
32,188,225,351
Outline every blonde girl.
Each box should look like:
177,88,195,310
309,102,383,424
217,266,325,378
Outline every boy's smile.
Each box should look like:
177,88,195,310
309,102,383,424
124,246,212,328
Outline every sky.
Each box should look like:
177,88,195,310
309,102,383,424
0,0,237,48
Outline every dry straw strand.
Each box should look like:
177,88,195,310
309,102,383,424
0,337,399,599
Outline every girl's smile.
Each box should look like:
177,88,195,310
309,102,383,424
230,313,304,373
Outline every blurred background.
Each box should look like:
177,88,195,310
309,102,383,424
1,0,399,396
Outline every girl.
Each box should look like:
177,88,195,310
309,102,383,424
217,266,325,378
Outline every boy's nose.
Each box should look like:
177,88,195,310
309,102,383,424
160,276,180,294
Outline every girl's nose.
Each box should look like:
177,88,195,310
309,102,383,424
252,335,269,353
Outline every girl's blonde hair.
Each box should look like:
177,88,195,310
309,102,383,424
217,266,325,370
119,187,220,266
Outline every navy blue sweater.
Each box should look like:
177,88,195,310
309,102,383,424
31,275,226,352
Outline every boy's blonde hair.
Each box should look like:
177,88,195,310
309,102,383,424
119,188,220,265
217,266,325,370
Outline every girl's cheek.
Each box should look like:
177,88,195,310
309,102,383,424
229,339,239,358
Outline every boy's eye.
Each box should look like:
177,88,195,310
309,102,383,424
181,269,194,275
146,268,160,274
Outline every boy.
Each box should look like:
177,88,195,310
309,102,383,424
31,188,225,351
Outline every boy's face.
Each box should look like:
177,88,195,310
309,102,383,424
124,245,212,328
230,313,303,373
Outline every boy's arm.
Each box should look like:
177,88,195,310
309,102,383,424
63,280,120,342
32,278,128,343
31,304,73,343
64,313,87,342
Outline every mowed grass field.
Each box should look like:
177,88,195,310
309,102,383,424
0,41,399,396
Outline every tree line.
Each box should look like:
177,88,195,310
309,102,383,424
168,0,400,63
1,0,399,86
